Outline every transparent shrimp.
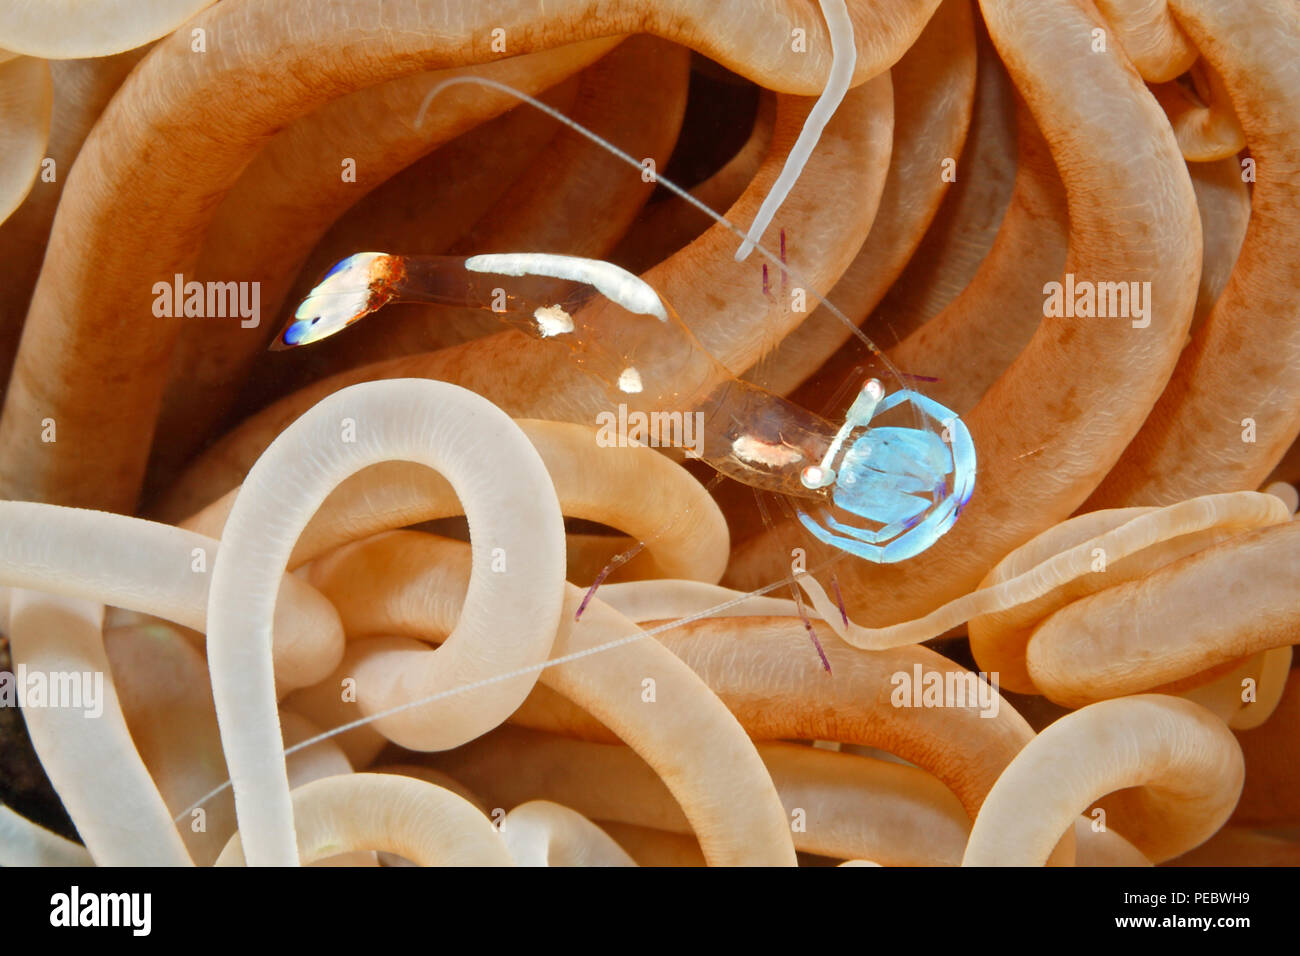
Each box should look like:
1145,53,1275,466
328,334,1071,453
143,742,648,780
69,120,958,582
273,250,976,563
269,70,977,668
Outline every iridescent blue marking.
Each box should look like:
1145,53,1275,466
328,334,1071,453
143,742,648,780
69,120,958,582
796,389,975,563
322,256,352,281
272,252,387,350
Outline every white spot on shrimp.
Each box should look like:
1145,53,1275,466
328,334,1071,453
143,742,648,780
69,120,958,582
618,368,643,394
731,434,804,467
533,304,573,338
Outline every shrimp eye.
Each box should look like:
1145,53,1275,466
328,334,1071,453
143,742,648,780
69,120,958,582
311,317,321,325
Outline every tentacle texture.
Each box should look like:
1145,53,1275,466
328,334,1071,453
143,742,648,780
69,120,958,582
1088,0,1300,506
205,379,565,865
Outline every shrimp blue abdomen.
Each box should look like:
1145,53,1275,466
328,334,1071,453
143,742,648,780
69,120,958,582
796,389,976,564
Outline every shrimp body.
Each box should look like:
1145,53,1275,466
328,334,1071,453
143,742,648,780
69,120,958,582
797,389,976,563
276,251,975,563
